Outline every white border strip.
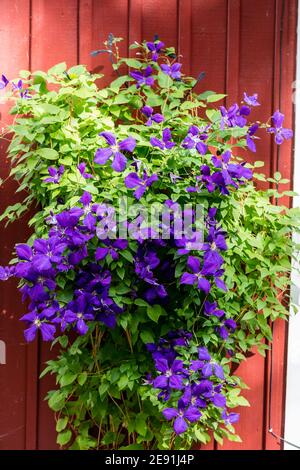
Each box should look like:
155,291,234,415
284,3,300,450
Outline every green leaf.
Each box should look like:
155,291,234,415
140,330,154,344
135,414,147,436
78,372,88,386
134,298,149,307
56,417,68,432
48,62,67,75
36,147,59,160
48,391,65,411
120,250,134,263
123,58,143,68
206,109,220,122
110,75,130,92
206,93,226,103
60,373,77,387
157,71,172,88
57,430,72,446
147,304,163,322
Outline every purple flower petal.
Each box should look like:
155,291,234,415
119,136,136,153
174,416,188,435
162,408,178,420
99,131,116,146
111,152,127,172
94,147,113,165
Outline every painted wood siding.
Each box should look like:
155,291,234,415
0,0,297,450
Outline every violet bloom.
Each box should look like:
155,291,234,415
146,40,164,61
246,122,260,152
202,226,227,253
125,171,158,200
0,265,14,280
160,63,182,80
0,74,9,89
212,150,252,191
267,110,293,145
130,65,154,88
204,300,225,318
12,79,30,99
141,105,164,126
162,404,201,435
20,311,56,342
94,131,136,172
63,295,94,335
218,318,237,340
220,103,250,129
31,238,67,272
243,92,260,107
180,255,223,295
95,238,128,261
43,165,64,184
150,128,175,150
182,125,208,155
153,357,186,390
77,162,93,179
95,291,123,328
199,165,216,193
221,410,240,425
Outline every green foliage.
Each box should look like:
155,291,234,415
1,37,299,450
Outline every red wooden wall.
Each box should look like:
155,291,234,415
0,0,297,450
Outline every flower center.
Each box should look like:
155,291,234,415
166,370,173,377
111,144,119,153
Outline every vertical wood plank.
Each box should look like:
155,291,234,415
0,0,34,451
178,0,192,76
264,0,297,450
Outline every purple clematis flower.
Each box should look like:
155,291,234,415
153,358,186,390
146,40,165,61
0,265,14,280
267,110,293,145
180,254,224,295
162,404,201,435
125,171,158,200
77,162,93,179
182,125,208,155
0,74,9,89
141,105,164,126
95,238,128,261
43,165,64,184
202,226,227,252
246,122,260,152
221,410,240,425
150,128,175,150
63,295,94,335
94,131,136,172
218,318,237,340
12,79,30,99
220,103,250,129
130,65,154,88
20,311,56,342
160,63,182,80
243,92,260,107
180,256,211,294
204,300,225,318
